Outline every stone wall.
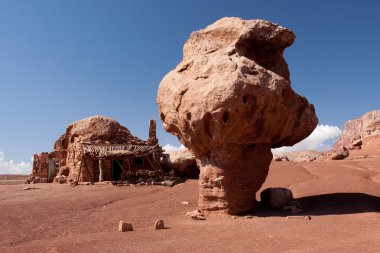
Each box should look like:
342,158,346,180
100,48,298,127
31,116,163,183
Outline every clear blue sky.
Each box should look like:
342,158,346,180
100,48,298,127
0,0,379,167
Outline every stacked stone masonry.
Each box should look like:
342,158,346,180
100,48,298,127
31,116,163,183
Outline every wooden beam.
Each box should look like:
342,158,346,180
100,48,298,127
83,156,94,185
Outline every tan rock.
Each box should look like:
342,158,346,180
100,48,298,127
168,148,199,178
157,17,318,215
118,221,133,232
155,219,165,229
331,146,349,160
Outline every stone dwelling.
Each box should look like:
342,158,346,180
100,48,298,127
31,115,163,183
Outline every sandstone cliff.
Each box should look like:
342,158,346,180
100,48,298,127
333,110,380,149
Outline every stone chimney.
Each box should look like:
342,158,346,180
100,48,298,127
148,119,158,145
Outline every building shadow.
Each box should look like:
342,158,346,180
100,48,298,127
253,192,380,217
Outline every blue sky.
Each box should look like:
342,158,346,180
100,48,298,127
0,1,379,173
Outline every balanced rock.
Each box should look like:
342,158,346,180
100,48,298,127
157,17,318,215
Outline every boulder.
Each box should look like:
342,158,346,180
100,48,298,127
168,148,199,178
155,219,165,229
157,17,318,215
349,139,362,150
273,155,289,162
331,146,349,160
260,187,293,209
118,221,133,232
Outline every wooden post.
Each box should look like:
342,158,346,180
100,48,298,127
99,159,103,182
83,156,94,185
145,155,159,176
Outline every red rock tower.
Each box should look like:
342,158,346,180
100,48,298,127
148,119,158,145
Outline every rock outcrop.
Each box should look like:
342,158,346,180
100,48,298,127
157,17,318,215
333,110,380,149
167,148,199,178
32,116,162,183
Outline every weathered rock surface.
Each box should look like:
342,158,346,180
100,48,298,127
333,110,380,149
273,155,289,162
331,146,349,160
274,150,322,162
157,17,318,215
167,148,199,178
118,221,133,232
260,187,293,209
155,219,165,230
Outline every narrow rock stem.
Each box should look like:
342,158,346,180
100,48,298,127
197,144,272,215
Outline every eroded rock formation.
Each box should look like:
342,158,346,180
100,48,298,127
333,110,380,149
157,17,318,215
32,116,162,183
167,148,199,178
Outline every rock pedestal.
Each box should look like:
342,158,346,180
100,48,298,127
198,144,272,215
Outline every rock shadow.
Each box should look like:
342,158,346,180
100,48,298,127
253,192,380,217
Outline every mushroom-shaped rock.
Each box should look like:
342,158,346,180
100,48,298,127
157,17,318,215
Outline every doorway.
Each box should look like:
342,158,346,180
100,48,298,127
111,160,123,181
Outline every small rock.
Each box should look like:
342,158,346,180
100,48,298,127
23,187,37,190
181,201,190,205
155,219,165,229
186,210,206,220
191,214,206,220
118,221,133,232
244,215,253,219
231,216,236,219
283,205,303,214
186,210,200,216
286,215,311,220
164,180,175,187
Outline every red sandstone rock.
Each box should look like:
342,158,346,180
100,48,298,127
157,17,318,215
333,110,380,149
168,148,199,178
33,116,162,183
331,146,349,160
118,221,133,232
260,187,293,209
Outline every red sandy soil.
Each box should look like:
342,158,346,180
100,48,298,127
0,150,379,252
0,175,29,185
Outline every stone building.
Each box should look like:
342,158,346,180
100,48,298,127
31,115,163,183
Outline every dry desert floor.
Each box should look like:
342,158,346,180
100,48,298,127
1,150,379,253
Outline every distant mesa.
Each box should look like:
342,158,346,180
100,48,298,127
315,110,380,161
333,110,380,150
157,17,318,215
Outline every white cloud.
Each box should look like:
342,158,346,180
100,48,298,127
0,151,32,175
162,143,186,153
272,125,341,154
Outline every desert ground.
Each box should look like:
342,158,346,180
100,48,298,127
1,146,379,253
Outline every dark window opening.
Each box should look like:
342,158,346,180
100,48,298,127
133,157,144,167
